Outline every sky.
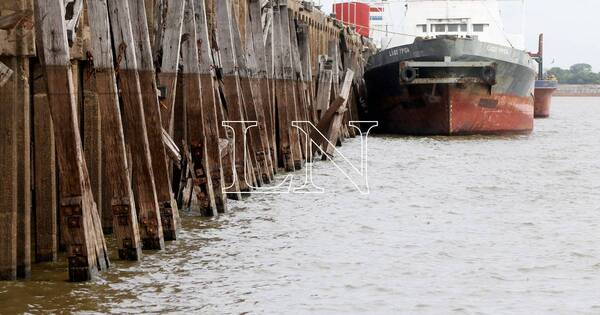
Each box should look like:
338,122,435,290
316,0,600,71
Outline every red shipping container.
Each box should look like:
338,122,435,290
333,2,370,37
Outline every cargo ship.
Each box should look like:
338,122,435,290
364,0,538,135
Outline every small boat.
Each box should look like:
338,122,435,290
364,0,538,135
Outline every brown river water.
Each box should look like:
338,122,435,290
2,97,600,314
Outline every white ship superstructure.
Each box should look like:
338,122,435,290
393,0,525,50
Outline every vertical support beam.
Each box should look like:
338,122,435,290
272,2,294,172
180,0,217,215
127,0,179,241
157,0,185,134
231,2,268,186
214,0,252,193
193,0,231,211
279,1,303,169
263,7,278,171
297,22,317,124
16,56,31,279
0,56,18,280
249,0,276,175
86,0,143,260
315,57,333,119
106,0,165,250
33,0,109,281
32,60,57,263
287,10,309,161
82,64,102,233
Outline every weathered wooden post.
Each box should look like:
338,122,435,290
231,3,270,186
106,0,165,250
32,61,58,263
279,1,303,169
157,0,185,134
128,0,180,241
315,56,333,119
15,56,31,279
33,0,109,281
192,0,228,212
297,21,317,124
287,10,310,161
180,0,218,215
86,0,143,260
271,1,294,172
248,0,276,177
215,0,253,192
0,56,19,280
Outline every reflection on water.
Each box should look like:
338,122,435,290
2,97,600,314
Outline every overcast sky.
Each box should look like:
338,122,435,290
317,0,600,71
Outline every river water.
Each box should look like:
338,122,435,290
2,97,600,314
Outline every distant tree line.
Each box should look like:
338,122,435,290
546,64,600,84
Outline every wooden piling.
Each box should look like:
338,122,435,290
82,63,102,235
180,0,218,215
86,0,143,260
278,1,303,169
192,0,228,213
157,0,185,135
0,56,19,280
32,60,57,263
271,2,294,172
248,0,277,176
34,0,109,281
128,0,180,241
232,4,270,186
16,56,31,279
106,0,165,250
215,0,253,192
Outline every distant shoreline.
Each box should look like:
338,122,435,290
555,84,600,97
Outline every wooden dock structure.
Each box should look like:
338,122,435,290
0,0,375,282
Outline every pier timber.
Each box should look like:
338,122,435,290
0,0,375,281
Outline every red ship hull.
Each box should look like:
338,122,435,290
378,84,533,135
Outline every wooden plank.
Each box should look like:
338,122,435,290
33,0,109,281
32,60,57,263
180,0,217,215
128,0,179,241
278,1,303,169
0,56,18,281
106,0,165,250
214,0,252,192
157,0,185,134
15,56,31,279
271,1,294,172
0,61,13,87
162,129,181,163
322,69,354,156
193,0,232,210
87,0,143,260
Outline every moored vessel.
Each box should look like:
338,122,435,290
364,0,537,135
534,80,558,118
